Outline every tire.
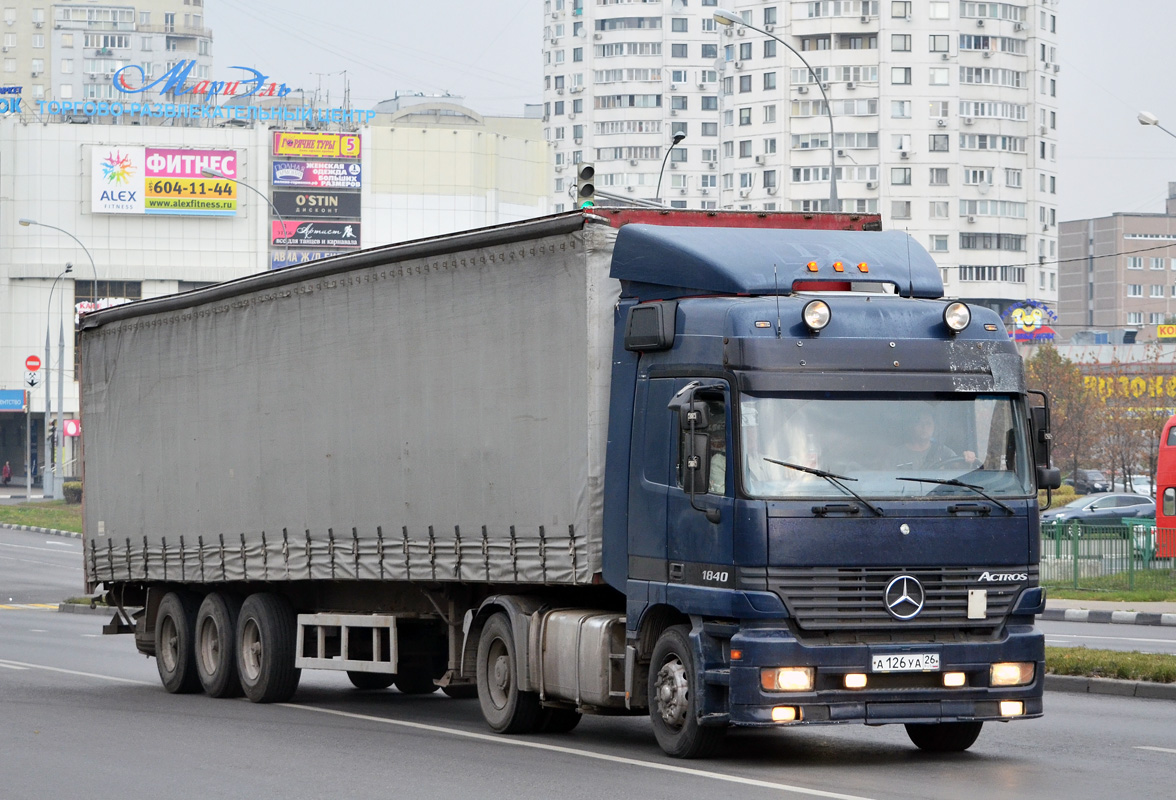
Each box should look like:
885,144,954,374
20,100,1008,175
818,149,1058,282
441,683,479,699
538,707,583,733
155,590,202,694
648,625,726,759
236,593,301,703
394,669,440,695
195,593,243,698
347,671,396,690
905,721,984,753
475,612,542,733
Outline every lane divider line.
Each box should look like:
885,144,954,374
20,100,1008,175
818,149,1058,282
1135,746,1176,755
278,702,877,800
0,659,152,685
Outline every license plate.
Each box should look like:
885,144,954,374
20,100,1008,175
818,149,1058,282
871,653,940,672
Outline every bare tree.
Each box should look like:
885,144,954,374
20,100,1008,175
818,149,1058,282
1024,344,1100,479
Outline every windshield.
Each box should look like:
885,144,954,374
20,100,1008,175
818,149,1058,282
739,393,1033,500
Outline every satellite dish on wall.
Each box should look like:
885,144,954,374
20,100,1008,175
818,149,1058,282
671,0,687,12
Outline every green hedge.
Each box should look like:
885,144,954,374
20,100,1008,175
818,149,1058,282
63,481,83,504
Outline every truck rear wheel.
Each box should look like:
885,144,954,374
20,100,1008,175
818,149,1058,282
538,707,582,733
476,612,542,733
905,721,984,752
236,593,301,703
155,590,202,694
195,592,243,698
648,625,726,759
395,670,440,695
347,671,396,690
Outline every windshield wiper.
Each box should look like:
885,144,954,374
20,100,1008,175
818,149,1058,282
764,458,884,517
895,476,1015,516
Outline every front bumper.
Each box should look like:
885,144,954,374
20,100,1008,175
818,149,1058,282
725,624,1044,727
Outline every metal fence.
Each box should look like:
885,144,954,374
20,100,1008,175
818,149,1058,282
1040,521,1176,592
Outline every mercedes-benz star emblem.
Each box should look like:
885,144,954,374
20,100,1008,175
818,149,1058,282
884,575,925,620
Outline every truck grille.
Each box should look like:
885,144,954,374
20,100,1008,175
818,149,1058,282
762,566,1034,634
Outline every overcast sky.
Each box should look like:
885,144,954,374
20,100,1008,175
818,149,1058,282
211,0,1176,222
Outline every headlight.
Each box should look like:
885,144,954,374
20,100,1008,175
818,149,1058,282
761,667,815,692
802,300,831,332
990,662,1035,687
943,301,971,333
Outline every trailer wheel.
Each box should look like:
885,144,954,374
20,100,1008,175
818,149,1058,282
538,707,582,733
155,591,202,694
194,593,243,698
648,625,726,759
347,672,396,690
395,671,440,695
236,593,301,703
441,684,479,699
905,721,984,752
476,612,542,733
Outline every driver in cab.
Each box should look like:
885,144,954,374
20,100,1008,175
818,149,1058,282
898,407,977,470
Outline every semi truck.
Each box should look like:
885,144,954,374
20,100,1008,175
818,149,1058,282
80,209,1060,758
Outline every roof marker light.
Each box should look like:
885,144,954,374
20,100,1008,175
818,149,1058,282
803,299,831,332
857,262,869,273
943,301,971,333
833,261,844,273
806,261,819,272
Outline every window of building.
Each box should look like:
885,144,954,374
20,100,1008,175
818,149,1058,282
928,1,949,19
892,1,912,17
672,121,688,137
1127,284,1143,297
739,74,752,92
929,167,949,185
929,234,949,252
892,200,912,219
892,134,911,151
672,95,688,110
672,43,688,58
740,172,753,188
1127,257,1144,270
1151,257,1166,270
891,100,911,118
764,72,776,90
739,140,753,158
739,107,752,125
764,138,777,153
1151,285,1165,298
1005,168,1022,188
764,105,776,123
929,134,949,151
764,6,778,24
929,201,949,219
701,95,718,111
929,67,950,85
671,148,688,163
1127,312,1143,325
764,39,777,58
891,167,911,185
672,18,688,32
892,34,911,51
739,42,752,61
929,35,949,52
701,43,718,59
892,67,911,84
702,122,718,136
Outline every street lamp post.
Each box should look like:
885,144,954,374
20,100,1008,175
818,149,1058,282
18,219,98,307
713,9,839,210
44,264,72,499
1138,112,1176,322
655,133,687,203
201,167,291,266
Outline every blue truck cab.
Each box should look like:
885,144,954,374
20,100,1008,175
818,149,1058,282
602,223,1056,757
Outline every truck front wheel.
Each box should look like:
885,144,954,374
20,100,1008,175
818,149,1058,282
648,625,726,759
905,721,984,752
155,590,202,694
195,592,243,698
476,612,542,733
236,593,301,703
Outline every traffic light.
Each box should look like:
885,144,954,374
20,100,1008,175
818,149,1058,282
576,163,596,209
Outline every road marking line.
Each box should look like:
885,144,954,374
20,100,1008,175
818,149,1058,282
1135,746,1176,755
1046,632,1176,645
279,703,877,800
0,604,58,610
0,663,29,670
0,659,151,685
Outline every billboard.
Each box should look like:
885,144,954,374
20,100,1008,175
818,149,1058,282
272,190,361,219
272,221,360,249
272,131,361,159
272,160,361,189
92,147,239,216
270,251,339,270
0,390,26,412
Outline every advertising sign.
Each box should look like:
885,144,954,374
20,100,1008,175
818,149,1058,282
270,251,339,270
272,221,360,249
1003,300,1057,343
1158,324,1176,341
272,160,362,189
272,190,361,220
272,131,361,159
92,147,239,216
0,390,26,412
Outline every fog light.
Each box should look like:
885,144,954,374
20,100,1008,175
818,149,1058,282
761,667,815,692
844,673,867,689
1000,700,1024,717
802,300,831,332
990,662,1035,687
943,301,971,333
771,706,800,722
943,672,966,687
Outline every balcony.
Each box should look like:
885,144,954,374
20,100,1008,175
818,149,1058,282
137,24,213,41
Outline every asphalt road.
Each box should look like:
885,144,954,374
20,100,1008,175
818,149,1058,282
1040,619,1176,655
0,527,85,604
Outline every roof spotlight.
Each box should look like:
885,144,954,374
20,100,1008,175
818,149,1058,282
943,301,971,333
803,299,831,332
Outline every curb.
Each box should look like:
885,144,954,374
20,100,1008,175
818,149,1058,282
0,523,81,539
1045,673,1176,701
1041,608,1176,627
56,602,115,616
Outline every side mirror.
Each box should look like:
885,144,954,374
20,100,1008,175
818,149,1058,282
682,432,711,495
678,402,710,430
1029,405,1052,468
1036,466,1061,491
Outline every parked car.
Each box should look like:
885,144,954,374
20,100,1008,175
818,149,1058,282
1111,474,1155,498
1062,468,1110,494
1041,492,1155,524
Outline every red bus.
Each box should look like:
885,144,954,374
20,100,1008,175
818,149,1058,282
1158,414,1176,558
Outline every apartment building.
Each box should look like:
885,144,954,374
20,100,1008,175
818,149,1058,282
541,0,1060,315
1058,184,1176,341
2,1,212,105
